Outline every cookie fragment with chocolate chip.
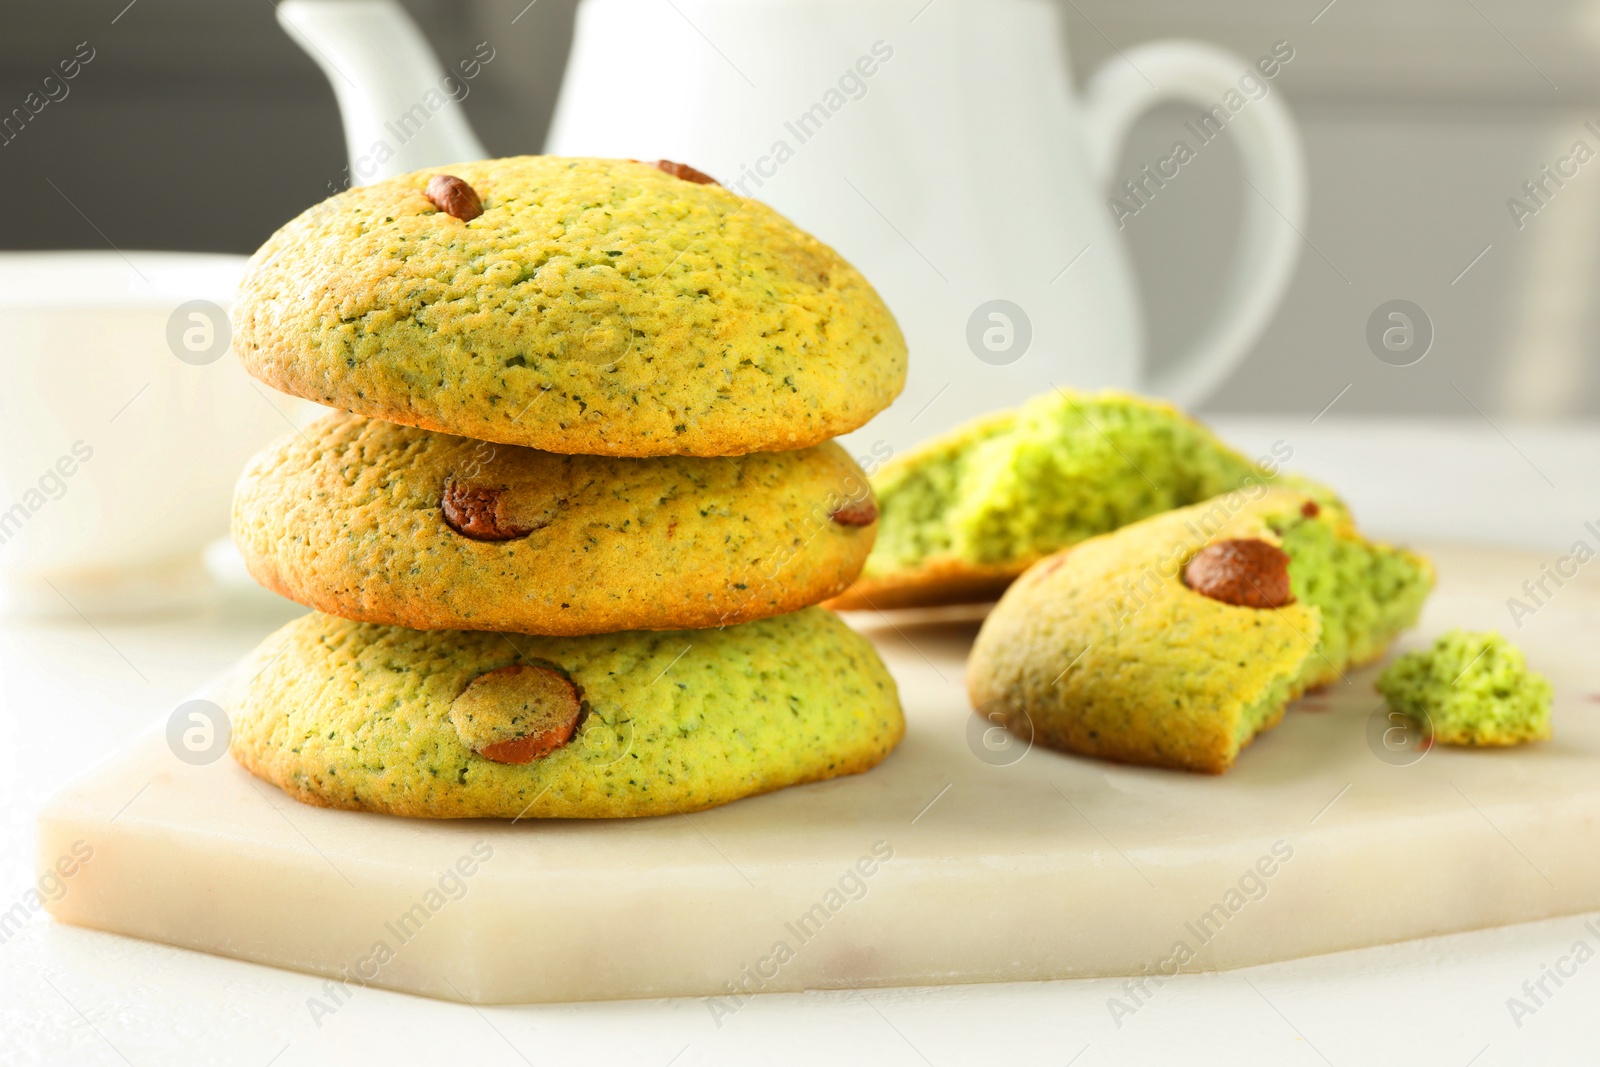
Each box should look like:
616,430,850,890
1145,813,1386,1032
968,487,1432,773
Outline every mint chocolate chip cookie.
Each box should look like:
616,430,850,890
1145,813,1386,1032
233,412,878,636
233,157,906,458
229,607,905,818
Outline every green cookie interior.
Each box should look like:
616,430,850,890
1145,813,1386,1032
1233,668,1303,750
1272,510,1435,688
868,390,1273,577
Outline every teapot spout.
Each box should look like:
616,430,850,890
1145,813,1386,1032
277,0,488,188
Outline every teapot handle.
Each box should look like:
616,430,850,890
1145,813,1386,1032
1080,41,1306,407
277,0,488,186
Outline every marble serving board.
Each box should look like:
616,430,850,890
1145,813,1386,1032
37,544,1600,1004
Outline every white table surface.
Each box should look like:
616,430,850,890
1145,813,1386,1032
3,417,1598,1066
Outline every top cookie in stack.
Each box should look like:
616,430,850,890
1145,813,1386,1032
234,156,906,457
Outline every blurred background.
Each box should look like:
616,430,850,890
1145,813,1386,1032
6,0,1600,418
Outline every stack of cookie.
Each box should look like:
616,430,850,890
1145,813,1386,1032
223,157,909,818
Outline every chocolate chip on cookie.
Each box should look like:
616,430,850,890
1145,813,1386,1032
441,479,534,542
653,160,718,185
1183,538,1295,609
424,174,484,221
831,498,879,527
450,663,583,765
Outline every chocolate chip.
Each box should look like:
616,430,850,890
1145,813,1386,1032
424,174,483,221
441,478,533,541
653,160,718,185
831,498,879,527
1183,538,1295,609
1034,553,1069,579
450,664,583,765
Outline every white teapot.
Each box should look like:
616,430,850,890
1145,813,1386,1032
280,0,1305,454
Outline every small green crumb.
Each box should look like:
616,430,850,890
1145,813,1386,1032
1377,630,1552,746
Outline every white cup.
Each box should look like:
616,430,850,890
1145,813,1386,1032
0,251,312,617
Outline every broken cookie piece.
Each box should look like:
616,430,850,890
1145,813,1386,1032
968,487,1433,774
829,388,1312,611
